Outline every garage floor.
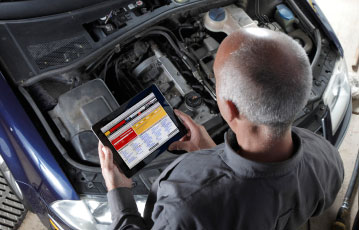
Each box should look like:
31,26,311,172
18,0,359,229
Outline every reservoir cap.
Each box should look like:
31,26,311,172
209,8,226,21
276,4,294,20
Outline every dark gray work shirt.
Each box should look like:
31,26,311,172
107,127,344,230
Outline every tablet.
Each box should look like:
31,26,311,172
92,84,186,177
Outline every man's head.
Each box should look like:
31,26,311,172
214,28,312,138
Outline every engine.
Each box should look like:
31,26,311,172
36,3,313,166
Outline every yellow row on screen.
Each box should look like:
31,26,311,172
132,106,166,135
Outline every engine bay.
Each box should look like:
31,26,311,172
7,0,324,194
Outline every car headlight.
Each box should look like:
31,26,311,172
322,57,351,134
50,195,147,230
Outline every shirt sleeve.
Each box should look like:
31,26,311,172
303,129,345,217
321,142,345,211
107,154,190,230
107,187,194,230
107,187,148,230
151,201,199,230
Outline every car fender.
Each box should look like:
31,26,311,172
0,73,78,206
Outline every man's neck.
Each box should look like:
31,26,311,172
234,127,294,163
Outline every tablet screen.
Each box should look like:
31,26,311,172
100,92,179,169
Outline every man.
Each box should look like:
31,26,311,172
98,28,344,229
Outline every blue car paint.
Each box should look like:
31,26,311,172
16,181,52,226
0,73,78,209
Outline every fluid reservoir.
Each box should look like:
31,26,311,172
204,5,257,35
274,4,297,33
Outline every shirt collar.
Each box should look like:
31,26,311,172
219,128,303,178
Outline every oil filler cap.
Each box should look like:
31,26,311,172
185,91,202,111
209,8,226,22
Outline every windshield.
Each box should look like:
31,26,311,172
0,0,112,20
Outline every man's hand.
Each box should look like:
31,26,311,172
98,141,132,191
169,109,216,152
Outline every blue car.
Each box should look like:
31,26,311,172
0,0,352,229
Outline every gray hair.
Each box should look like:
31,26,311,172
218,28,312,138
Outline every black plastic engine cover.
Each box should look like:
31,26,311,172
49,79,119,164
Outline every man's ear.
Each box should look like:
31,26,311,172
224,100,240,122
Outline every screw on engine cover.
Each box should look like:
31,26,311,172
303,108,311,114
315,80,321,86
320,105,326,110
114,44,121,53
87,182,94,189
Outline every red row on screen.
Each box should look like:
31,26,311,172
109,120,126,133
111,128,138,151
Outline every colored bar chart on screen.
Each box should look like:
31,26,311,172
111,128,138,150
100,92,180,169
132,106,166,135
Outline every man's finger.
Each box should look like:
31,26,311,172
179,131,191,141
98,141,105,166
102,147,113,169
174,110,198,132
168,141,191,152
174,110,190,132
168,141,178,150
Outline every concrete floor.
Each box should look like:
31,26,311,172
18,0,359,229
18,212,46,230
